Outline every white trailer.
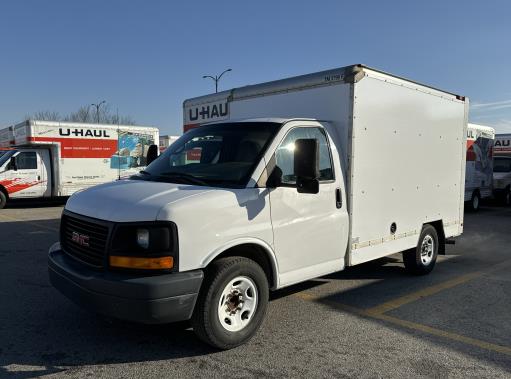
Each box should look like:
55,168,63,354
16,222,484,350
159,134,180,153
494,133,511,157
0,120,158,208
493,133,511,205
464,123,495,210
49,64,467,349
0,126,14,147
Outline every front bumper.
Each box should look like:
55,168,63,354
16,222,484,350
48,243,204,324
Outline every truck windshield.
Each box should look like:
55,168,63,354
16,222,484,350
0,150,15,168
494,157,511,173
138,122,281,187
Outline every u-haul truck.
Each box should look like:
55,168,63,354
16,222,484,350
464,123,495,210
49,64,467,349
0,126,14,148
493,133,511,205
0,120,158,209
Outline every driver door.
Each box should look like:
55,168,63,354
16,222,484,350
9,150,46,198
268,125,349,287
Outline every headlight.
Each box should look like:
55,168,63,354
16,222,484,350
110,222,178,271
137,228,150,249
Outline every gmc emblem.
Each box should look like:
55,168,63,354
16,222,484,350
71,231,90,247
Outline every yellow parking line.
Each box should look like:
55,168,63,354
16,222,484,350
375,313,511,356
294,292,511,357
366,258,511,315
0,213,60,232
294,258,511,356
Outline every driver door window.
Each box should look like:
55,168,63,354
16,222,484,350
16,152,38,170
275,127,334,184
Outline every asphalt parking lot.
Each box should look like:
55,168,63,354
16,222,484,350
0,200,510,378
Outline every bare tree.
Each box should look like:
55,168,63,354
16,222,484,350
25,110,61,121
27,103,136,125
63,106,94,123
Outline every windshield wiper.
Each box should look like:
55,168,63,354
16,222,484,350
158,172,209,186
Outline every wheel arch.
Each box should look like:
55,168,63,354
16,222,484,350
201,239,279,290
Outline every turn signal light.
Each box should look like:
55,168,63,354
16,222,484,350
109,256,174,270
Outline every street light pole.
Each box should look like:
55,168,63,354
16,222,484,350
91,100,106,123
84,104,94,123
203,68,232,93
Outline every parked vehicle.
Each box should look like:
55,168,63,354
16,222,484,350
159,134,180,153
464,123,495,211
493,134,511,205
0,120,158,209
48,64,468,349
0,125,14,147
494,133,511,156
493,156,511,205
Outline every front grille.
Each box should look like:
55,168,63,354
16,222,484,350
61,214,110,268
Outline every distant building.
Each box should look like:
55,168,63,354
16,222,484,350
159,135,180,153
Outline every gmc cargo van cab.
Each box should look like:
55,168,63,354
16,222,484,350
48,65,468,349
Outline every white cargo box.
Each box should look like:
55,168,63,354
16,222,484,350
0,126,14,147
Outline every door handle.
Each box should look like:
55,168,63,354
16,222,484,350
38,175,41,181
335,188,342,209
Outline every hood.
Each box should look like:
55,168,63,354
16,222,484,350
65,179,214,222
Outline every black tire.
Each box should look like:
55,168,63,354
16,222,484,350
0,191,6,209
470,191,480,211
403,225,439,275
503,188,511,207
191,256,269,350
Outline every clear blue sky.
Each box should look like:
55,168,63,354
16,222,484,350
1,0,510,135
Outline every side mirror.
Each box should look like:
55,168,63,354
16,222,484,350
9,156,17,171
294,138,319,194
146,144,159,166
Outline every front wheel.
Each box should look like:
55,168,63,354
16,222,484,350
0,191,7,209
191,257,269,350
403,225,439,275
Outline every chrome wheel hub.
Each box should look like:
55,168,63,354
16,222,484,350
420,235,434,265
218,276,258,332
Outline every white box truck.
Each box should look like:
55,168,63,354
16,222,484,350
0,125,14,147
159,134,180,153
48,65,467,349
464,123,495,210
493,133,511,205
0,120,158,208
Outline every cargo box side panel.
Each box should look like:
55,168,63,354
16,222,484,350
349,74,466,265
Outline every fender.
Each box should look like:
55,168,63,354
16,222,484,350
200,237,280,289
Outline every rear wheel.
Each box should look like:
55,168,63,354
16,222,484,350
470,191,480,211
0,191,7,209
403,225,439,275
191,257,269,350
